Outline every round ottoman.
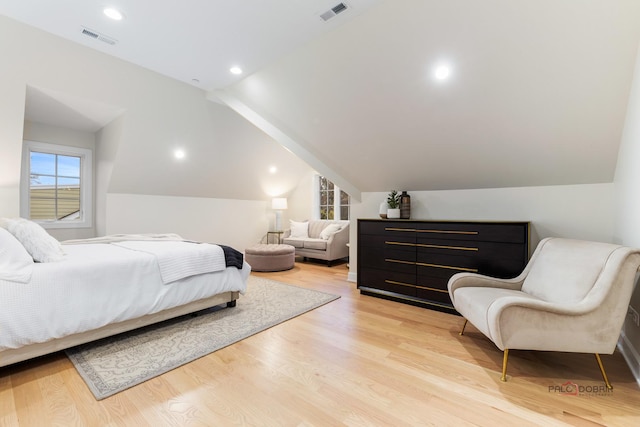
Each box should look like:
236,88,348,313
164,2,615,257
245,244,295,272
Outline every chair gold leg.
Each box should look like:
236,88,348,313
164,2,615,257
501,349,509,382
595,353,613,390
459,319,468,335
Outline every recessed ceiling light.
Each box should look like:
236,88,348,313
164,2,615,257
269,166,277,174
230,66,243,75
434,64,452,81
103,7,123,21
174,149,186,159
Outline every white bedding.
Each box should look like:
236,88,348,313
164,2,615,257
112,241,227,284
0,243,250,351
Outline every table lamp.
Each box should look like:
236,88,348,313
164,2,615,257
272,198,288,231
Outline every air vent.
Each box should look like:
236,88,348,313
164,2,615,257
332,3,347,14
81,26,117,45
319,2,348,21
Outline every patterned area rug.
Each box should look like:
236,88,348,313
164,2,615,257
66,276,339,400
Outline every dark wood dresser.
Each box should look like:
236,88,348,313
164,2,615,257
357,219,530,314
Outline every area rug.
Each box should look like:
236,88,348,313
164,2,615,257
65,276,339,400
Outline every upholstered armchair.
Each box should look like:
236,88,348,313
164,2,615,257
448,237,640,389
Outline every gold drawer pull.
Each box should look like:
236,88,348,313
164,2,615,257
385,259,416,265
385,227,417,232
415,243,478,251
385,241,417,247
416,285,448,293
385,280,415,288
416,229,478,235
416,262,478,272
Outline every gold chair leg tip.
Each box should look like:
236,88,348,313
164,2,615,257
459,319,468,336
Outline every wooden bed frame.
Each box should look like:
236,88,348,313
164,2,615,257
0,291,239,368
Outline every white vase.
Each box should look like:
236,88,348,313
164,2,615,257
379,201,388,218
387,208,400,219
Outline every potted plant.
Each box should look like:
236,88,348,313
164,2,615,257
387,190,401,219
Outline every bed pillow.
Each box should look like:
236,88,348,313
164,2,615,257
289,220,309,239
319,223,344,240
2,218,64,262
0,227,34,282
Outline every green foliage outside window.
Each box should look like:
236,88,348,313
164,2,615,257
318,176,349,220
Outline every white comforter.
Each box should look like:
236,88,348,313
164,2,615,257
0,243,250,351
112,241,227,284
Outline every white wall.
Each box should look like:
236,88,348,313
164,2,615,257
0,15,209,220
23,121,95,150
0,74,26,217
614,43,640,380
286,170,316,223
95,117,124,237
614,46,640,246
348,183,615,280
106,194,268,251
0,16,312,246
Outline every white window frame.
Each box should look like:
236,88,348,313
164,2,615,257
20,140,93,229
313,174,350,221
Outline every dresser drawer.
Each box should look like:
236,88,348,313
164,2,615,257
359,268,417,297
416,275,449,292
415,239,526,279
416,239,525,260
360,244,416,273
383,255,416,274
359,220,416,237
416,255,524,279
416,262,476,279
416,250,477,271
416,287,452,305
360,233,416,250
414,222,527,243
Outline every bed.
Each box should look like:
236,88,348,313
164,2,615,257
0,220,250,368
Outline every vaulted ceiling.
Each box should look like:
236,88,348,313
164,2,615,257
0,0,381,90
221,0,640,193
4,0,640,199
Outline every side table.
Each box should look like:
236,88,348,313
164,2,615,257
266,230,284,244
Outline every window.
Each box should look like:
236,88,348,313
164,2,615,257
316,175,350,220
21,141,93,228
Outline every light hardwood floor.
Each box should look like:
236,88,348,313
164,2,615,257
2,260,640,426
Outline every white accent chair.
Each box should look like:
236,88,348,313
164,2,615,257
448,237,640,389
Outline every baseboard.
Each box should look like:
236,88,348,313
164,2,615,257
347,271,357,283
617,330,640,387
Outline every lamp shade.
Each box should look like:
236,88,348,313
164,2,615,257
272,198,288,210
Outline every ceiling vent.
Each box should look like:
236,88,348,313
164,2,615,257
319,2,348,21
81,26,117,45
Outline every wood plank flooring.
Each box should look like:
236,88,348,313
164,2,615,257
2,259,640,426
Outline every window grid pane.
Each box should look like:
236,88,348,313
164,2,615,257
320,207,328,220
57,155,80,178
317,176,349,221
29,151,82,221
29,198,55,220
340,206,349,220
340,190,349,205
339,190,350,221
30,152,56,175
